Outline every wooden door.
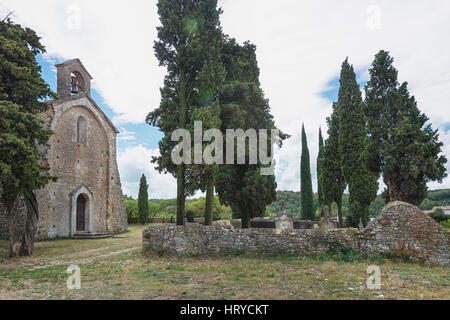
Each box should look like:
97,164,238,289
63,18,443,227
76,195,86,232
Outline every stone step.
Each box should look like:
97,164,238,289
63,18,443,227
72,233,113,239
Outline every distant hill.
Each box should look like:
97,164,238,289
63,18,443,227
269,189,450,218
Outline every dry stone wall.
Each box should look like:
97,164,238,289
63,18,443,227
143,202,449,267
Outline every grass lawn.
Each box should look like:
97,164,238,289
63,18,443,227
0,224,449,300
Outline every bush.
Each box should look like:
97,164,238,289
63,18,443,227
186,210,195,223
345,201,362,228
440,219,450,228
428,209,448,223
319,243,361,263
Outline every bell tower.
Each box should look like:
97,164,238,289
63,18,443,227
55,59,93,99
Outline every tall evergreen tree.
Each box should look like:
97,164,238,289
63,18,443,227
337,58,377,226
138,174,149,225
320,103,345,227
215,38,287,228
364,50,399,177
300,124,315,220
317,127,324,215
380,82,447,205
365,51,447,205
147,0,224,225
0,18,56,257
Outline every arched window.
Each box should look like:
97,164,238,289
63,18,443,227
77,116,87,145
71,71,84,95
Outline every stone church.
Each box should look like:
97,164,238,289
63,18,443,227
0,59,127,239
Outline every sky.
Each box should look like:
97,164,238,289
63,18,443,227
1,0,449,199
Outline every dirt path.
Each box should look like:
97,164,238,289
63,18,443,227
0,225,144,270
28,246,141,270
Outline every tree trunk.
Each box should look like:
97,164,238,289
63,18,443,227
176,77,187,227
7,197,16,258
241,210,250,229
361,204,369,228
205,180,214,226
176,164,185,226
337,200,343,228
20,193,39,257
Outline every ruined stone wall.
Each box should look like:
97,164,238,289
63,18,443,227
358,202,450,266
250,218,315,229
143,224,356,256
143,202,449,267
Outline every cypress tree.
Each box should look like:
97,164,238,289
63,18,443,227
320,103,345,227
215,38,287,228
138,174,149,225
300,124,315,220
0,18,56,257
147,0,224,226
317,127,324,215
365,51,447,205
337,58,377,227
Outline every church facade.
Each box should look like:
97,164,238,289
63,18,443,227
0,59,127,239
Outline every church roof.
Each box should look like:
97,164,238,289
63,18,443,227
47,93,120,134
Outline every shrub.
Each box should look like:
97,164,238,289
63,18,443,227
440,219,450,228
186,210,195,223
319,243,361,263
428,209,448,223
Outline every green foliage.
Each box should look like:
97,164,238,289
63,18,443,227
337,58,378,227
0,101,55,205
345,201,362,228
368,196,386,218
268,191,301,216
138,174,149,225
320,103,346,226
185,210,195,223
215,38,286,228
187,106,222,225
365,50,447,205
440,219,450,229
318,243,361,263
428,210,448,223
124,195,231,221
124,195,138,220
317,128,324,214
0,19,56,113
147,0,225,225
185,196,231,220
300,124,315,220
269,189,450,222
0,19,56,257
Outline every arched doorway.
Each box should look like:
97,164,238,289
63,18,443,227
76,194,87,232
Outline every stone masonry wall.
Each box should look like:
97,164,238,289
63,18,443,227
143,202,449,267
359,202,449,266
0,94,128,240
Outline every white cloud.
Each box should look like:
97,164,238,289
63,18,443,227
219,0,450,193
117,129,136,141
2,0,449,197
0,0,165,124
117,145,177,199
